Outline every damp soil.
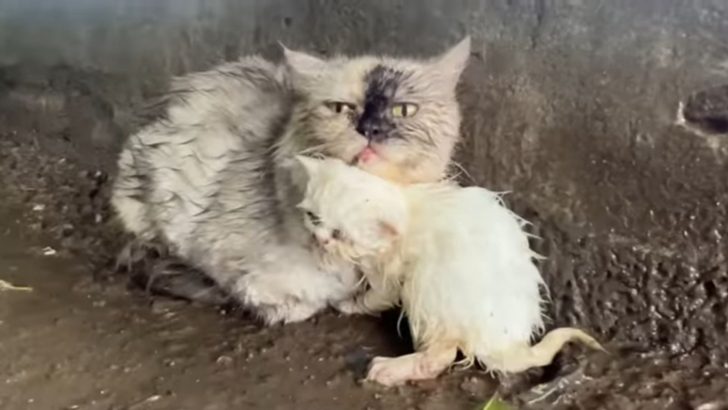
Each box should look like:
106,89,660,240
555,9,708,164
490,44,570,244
0,136,497,410
1,131,727,410
0,204,493,410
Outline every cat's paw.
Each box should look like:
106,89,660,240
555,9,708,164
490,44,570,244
254,301,320,325
235,275,323,325
281,302,320,324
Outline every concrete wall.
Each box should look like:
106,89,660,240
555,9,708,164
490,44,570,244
1,0,727,359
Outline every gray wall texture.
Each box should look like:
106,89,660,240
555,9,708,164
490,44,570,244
1,0,727,365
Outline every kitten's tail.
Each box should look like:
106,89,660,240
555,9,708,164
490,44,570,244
478,327,606,374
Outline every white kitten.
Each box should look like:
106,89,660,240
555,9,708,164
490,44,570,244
296,156,604,386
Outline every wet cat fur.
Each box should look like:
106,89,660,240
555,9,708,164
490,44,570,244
111,38,471,324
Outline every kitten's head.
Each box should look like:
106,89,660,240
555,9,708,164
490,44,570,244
284,37,471,184
294,155,407,261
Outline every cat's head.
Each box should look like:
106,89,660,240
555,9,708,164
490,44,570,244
294,155,407,261
284,37,471,184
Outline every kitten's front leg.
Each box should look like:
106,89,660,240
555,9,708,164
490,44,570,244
335,283,398,316
366,342,458,386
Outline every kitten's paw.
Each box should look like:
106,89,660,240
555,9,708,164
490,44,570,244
334,298,370,315
366,354,442,386
367,356,410,386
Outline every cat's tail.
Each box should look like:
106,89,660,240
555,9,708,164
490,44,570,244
117,238,231,306
478,327,606,374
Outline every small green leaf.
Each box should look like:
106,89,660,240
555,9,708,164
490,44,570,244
481,395,512,410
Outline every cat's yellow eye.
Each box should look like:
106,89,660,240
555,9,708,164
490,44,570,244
326,102,356,114
391,103,419,118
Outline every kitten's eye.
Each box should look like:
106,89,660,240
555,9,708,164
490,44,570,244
326,102,356,114
391,103,419,118
331,229,342,240
306,211,321,226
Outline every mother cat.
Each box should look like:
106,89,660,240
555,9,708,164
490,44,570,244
112,37,471,324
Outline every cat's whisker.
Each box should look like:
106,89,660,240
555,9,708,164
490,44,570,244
298,143,330,155
297,139,352,156
449,160,476,185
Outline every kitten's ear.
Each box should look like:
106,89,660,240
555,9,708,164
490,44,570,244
378,220,401,239
432,36,471,86
293,155,320,177
283,155,318,189
282,44,327,81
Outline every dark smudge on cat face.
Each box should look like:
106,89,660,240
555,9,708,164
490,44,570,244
355,65,408,143
288,38,470,183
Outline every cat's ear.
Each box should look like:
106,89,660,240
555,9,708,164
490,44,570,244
432,36,471,87
281,44,327,82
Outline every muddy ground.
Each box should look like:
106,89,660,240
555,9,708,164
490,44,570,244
0,139,497,410
1,130,727,410
2,1,728,407
0,211,490,410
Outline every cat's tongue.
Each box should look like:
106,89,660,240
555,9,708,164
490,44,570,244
357,146,378,164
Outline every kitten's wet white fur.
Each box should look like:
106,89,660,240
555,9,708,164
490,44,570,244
298,156,604,385
296,156,408,277
111,38,470,324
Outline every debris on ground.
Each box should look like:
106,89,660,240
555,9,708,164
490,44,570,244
0,279,33,292
482,395,511,410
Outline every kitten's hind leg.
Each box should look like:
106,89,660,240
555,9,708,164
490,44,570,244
366,342,457,386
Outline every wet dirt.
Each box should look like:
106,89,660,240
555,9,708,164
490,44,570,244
2,117,728,409
2,26,728,404
0,203,495,410
3,132,727,410
0,137,500,410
